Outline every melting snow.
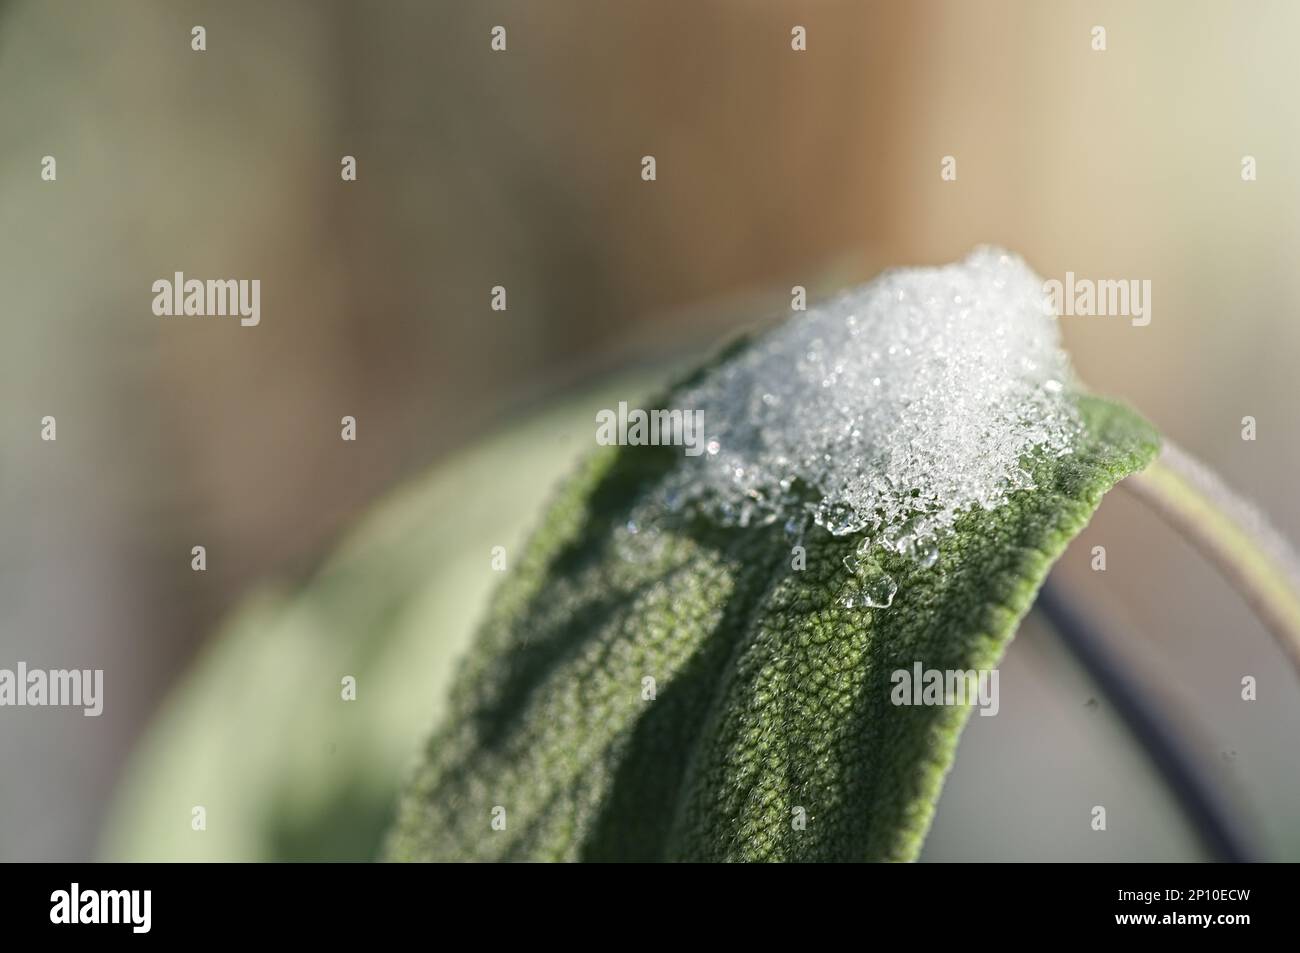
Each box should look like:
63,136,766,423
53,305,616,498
666,247,1080,559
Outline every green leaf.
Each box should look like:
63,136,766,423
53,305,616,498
384,391,1159,862
98,375,665,861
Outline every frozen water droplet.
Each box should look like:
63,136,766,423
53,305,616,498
863,571,897,607
817,502,863,536
841,564,897,609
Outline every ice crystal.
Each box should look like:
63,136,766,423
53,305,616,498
667,247,1080,556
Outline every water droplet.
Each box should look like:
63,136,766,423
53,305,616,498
817,501,862,536
863,571,897,607
841,570,897,609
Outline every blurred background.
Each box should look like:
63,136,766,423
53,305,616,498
1,0,1297,861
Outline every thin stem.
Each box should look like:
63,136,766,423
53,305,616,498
1035,584,1258,862
1120,439,1300,676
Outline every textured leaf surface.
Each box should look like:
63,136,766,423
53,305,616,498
386,392,1159,862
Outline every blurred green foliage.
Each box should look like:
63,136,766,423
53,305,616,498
100,374,661,860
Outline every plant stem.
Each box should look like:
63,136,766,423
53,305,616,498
1120,439,1300,676
1036,583,1257,862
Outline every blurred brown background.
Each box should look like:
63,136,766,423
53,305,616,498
1,0,1297,860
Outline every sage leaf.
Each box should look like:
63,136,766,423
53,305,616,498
385,393,1158,862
